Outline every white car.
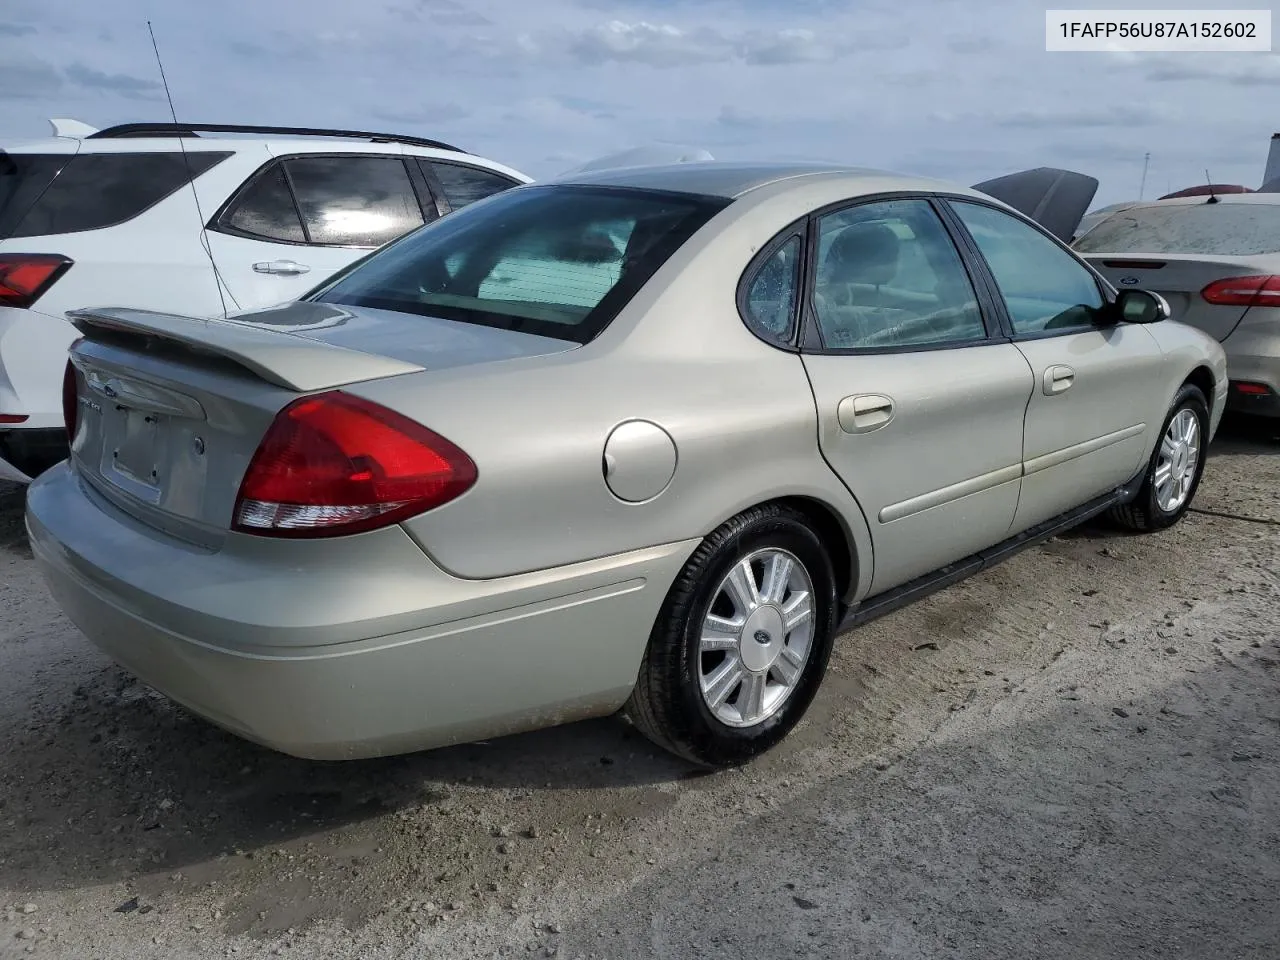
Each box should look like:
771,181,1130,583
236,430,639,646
0,119,530,481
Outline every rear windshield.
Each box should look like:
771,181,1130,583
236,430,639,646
1074,201,1280,256
0,151,230,239
310,184,729,343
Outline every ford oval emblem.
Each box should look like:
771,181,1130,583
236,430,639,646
1119,276,1139,285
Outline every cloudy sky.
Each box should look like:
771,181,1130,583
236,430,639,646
1,0,1276,208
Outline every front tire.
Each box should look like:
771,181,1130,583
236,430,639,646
1109,383,1209,532
624,503,838,768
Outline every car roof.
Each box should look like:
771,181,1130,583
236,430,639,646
548,160,952,200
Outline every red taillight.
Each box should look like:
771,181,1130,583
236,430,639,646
1201,274,1280,308
62,359,78,443
0,254,73,309
1234,381,1271,396
232,391,477,538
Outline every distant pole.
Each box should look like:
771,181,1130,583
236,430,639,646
1139,152,1151,201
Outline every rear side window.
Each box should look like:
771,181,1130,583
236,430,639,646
426,161,518,210
1073,202,1280,256
312,184,727,344
284,156,424,247
5,152,230,239
223,164,306,242
741,235,801,342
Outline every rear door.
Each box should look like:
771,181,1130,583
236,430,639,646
947,198,1166,534
797,197,1033,595
206,153,436,309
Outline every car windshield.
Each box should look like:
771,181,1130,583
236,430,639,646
1073,201,1280,256
310,184,728,344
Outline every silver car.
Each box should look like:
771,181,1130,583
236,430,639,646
28,161,1227,768
1075,192,1280,418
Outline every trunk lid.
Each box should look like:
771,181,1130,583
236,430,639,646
66,302,577,542
1081,253,1274,341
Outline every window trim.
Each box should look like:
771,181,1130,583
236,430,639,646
420,158,522,216
794,191,1007,358
940,196,1119,343
735,221,806,352
207,152,436,249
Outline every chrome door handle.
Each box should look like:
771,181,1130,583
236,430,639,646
1043,365,1075,396
837,394,895,433
252,260,311,276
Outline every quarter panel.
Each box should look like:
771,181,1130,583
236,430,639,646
358,339,871,591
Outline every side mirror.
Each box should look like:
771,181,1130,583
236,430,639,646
1115,288,1171,324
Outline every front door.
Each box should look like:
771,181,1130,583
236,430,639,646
947,199,1167,533
799,198,1034,595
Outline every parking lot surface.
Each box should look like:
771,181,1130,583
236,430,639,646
1,418,1277,960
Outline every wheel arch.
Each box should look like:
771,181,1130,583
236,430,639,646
718,494,865,615
1181,364,1217,408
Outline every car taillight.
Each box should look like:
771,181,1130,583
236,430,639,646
232,391,477,538
1201,274,1280,307
0,254,73,309
62,358,78,443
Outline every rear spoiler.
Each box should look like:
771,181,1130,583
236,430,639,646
68,307,425,393
971,167,1099,243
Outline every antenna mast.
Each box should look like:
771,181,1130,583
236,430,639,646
146,21,229,318
1138,152,1150,201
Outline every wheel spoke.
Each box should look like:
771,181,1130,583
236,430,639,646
1160,434,1177,459
702,656,745,709
771,644,804,686
1182,412,1197,444
1154,462,1173,489
724,560,761,614
761,553,793,604
782,591,813,632
700,614,743,653
737,671,766,723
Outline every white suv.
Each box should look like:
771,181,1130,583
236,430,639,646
0,119,531,481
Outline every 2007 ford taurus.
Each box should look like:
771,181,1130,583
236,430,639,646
28,161,1227,767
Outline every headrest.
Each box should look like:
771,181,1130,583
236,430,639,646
823,221,900,287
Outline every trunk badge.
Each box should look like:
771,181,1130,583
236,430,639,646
1119,277,1139,285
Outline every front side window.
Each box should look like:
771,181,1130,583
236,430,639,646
427,161,518,210
742,235,801,341
950,200,1105,336
311,184,727,343
1072,201,1280,257
284,156,425,247
812,198,986,349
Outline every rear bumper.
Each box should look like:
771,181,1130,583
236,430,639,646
1222,320,1279,417
26,464,695,759
1223,356,1280,418
0,305,77,428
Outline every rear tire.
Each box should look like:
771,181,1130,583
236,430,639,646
624,503,838,768
1108,383,1209,532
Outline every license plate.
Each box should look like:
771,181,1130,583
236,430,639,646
112,407,163,487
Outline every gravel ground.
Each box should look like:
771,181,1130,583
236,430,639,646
1,417,1277,960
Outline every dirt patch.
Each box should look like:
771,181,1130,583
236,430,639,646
0,418,1276,959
